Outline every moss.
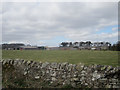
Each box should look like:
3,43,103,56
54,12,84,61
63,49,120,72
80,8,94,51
62,84,74,88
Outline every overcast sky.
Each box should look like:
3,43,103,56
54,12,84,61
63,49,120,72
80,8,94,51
2,2,118,46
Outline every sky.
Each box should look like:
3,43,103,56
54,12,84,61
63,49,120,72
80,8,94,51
1,2,118,46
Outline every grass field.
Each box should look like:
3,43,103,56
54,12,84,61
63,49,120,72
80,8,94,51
2,50,119,66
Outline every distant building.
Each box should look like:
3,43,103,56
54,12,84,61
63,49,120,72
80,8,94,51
37,46,46,50
47,47,60,50
59,47,77,50
2,43,47,50
19,46,38,50
2,43,25,50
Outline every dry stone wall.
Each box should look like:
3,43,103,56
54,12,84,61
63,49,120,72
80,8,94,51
1,59,120,88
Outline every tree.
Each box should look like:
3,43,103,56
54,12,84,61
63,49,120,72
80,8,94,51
60,42,69,47
100,42,104,46
109,41,120,51
73,42,79,48
116,41,120,51
69,42,73,47
86,41,92,46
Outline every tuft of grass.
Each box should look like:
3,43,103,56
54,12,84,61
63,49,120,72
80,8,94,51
2,50,119,66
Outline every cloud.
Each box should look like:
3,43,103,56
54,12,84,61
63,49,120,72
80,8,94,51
2,2,118,46
112,27,118,31
1,0,120,2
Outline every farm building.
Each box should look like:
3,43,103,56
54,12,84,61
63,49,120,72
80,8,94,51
19,46,38,50
46,47,60,50
37,46,47,50
59,47,77,50
2,43,25,50
2,43,47,50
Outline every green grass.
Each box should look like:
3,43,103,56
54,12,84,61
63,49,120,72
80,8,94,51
2,50,119,66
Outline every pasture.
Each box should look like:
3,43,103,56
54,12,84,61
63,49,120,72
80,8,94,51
2,50,119,66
